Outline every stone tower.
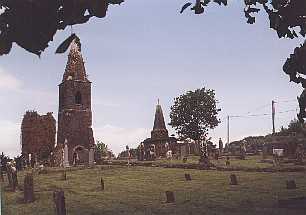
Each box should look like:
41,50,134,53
151,100,169,139
57,40,95,165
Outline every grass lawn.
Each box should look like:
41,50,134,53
2,166,306,215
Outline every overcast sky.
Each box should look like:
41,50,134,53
0,0,304,157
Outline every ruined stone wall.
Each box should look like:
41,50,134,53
21,111,56,161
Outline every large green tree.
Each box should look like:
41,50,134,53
169,87,220,142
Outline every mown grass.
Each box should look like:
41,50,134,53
2,166,306,215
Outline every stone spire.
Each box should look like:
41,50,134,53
62,39,88,82
151,100,169,139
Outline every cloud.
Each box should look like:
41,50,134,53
94,124,150,155
0,68,22,91
0,120,21,157
92,99,120,108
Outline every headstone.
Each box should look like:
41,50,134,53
100,178,104,191
89,147,94,166
165,191,175,203
6,164,13,187
61,171,67,180
226,156,230,166
0,166,4,182
230,174,238,185
63,141,69,168
53,190,66,215
24,173,34,203
11,168,18,192
7,163,18,191
185,173,192,181
286,180,297,189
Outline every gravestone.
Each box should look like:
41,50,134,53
6,164,13,188
11,169,18,191
101,178,104,191
7,163,18,192
24,173,34,203
226,156,230,166
230,174,238,185
0,167,4,182
185,173,192,181
53,190,66,215
182,157,187,163
89,147,94,166
61,171,67,180
165,191,175,203
286,180,297,189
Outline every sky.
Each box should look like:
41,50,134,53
0,0,304,157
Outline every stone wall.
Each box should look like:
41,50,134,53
21,111,56,161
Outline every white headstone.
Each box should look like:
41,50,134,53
63,139,70,168
89,147,94,166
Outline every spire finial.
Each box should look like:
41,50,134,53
157,98,160,105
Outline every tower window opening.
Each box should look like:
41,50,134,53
75,91,82,104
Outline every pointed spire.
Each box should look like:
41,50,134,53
62,39,88,82
151,100,169,139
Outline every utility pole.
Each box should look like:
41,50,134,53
227,115,230,144
272,100,276,134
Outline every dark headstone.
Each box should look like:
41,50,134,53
61,171,66,180
24,173,34,203
6,166,13,188
230,174,238,185
0,167,4,182
286,180,297,189
185,173,192,181
182,157,187,163
11,168,18,192
226,156,230,166
165,191,175,203
53,190,66,215
101,178,104,191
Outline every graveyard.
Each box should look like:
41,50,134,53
2,156,306,215
2,1,306,214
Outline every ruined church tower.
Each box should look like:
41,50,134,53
57,40,95,165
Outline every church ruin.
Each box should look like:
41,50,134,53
142,101,177,159
21,111,56,163
55,40,95,166
21,39,95,166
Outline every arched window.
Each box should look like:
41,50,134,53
75,91,82,104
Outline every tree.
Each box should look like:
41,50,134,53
96,140,108,157
169,87,220,143
0,0,124,56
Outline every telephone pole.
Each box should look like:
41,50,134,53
227,115,230,144
272,100,276,134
